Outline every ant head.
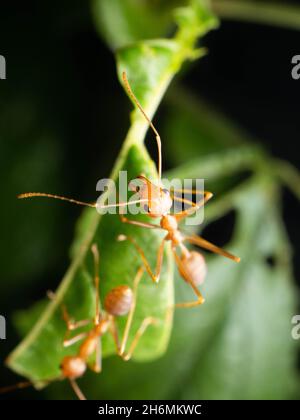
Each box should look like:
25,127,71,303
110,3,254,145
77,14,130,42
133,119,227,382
61,356,86,379
104,285,133,316
130,175,172,218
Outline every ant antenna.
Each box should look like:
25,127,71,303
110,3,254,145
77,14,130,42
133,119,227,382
17,192,96,208
18,193,149,210
122,71,162,180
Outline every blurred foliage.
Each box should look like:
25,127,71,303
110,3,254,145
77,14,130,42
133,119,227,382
1,0,300,400
212,0,300,30
92,0,186,49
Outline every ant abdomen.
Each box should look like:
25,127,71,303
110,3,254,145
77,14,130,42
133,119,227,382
104,285,133,316
61,356,86,379
179,251,207,286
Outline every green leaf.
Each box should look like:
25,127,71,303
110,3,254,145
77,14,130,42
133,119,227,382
7,117,173,384
7,0,216,384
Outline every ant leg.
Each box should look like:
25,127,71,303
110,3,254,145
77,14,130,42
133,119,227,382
118,267,159,360
62,305,91,330
185,234,240,263
108,267,144,355
118,234,165,283
63,243,102,348
172,248,205,308
91,243,101,323
109,317,121,353
69,379,86,401
172,194,210,213
61,305,91,344
89,338,102,373
64,332,88,348
121,317,158,361
48,292,90,344
173,190,213,222
119,214,160,230
118,266,144,356
48,291,90,345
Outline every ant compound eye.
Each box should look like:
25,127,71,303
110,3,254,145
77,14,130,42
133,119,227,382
135,186,140,192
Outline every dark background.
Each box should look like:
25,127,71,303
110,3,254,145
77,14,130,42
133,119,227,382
0,1,299,398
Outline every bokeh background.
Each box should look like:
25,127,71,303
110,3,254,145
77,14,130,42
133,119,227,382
0,0,300,399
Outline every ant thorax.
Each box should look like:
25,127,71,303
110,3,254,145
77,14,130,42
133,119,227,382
160,214,178,232
94,318,110,336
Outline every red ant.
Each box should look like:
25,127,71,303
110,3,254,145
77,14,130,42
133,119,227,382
118,73,241,307
17,72,240,308
1,244,157,400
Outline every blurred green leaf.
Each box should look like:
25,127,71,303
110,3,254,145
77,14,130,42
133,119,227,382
181,177,299,400
7,0,217,385
164,86,300,205
92,0,184,49
0,97,67,299
163,89,300,398
212,0,300,30
92,0,218,49
164,87,252,164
